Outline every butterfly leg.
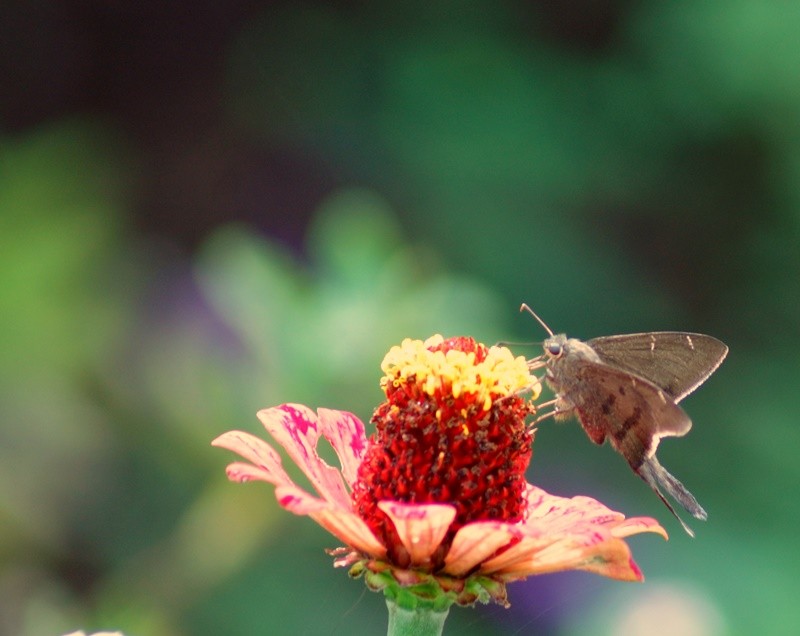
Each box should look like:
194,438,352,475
532,398,557,418
529,398,569,427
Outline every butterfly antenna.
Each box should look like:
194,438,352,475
519,303,555,337
496,339,538,348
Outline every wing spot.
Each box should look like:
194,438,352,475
613,407,642,441
686,335,695,350
601,394,617,415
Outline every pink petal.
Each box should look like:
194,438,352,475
317,408,367,488
477,533,559,575
331,550,363,569
313,508,387,560
275,484,387,558
577,544,644,582
211,430,293,487
496,536,642,581
524,485,624,530
612,516,669,541
223,461,278,484
257,404,352,509
444,521,518,577
477,485,663,581
378,501,456,566
524,528,611,566
529,535,642,582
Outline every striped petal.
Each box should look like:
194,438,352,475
211,430,292,487
474,486,666,582
257,404,352,509
378,501,456,566
444,521,518,576
317,407,367,488
276,484,386,558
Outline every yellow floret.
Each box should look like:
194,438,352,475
380,335,541,406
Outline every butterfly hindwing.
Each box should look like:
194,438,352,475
552,357,692,469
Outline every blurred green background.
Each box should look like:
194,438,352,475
1,2,798,635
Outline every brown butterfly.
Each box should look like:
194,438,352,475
522,304,728,536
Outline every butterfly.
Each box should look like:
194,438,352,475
522,304,728,536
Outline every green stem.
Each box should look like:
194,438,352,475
385,598,450,636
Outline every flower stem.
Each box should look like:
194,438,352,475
385,598,450,636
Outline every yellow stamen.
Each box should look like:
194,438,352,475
380,335,541,407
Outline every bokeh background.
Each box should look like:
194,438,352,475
1,2,798,635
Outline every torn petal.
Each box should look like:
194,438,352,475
257,404,352,509
317,408,367,488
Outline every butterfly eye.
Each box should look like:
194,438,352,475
546,343,562,357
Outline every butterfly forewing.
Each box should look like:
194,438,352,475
586,332,728,401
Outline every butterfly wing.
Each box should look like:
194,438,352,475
552,358,693,468
549,357,707,531
587,332,728,402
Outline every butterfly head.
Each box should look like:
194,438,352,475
543,334,601,365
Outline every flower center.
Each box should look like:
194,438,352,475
351,335,540,569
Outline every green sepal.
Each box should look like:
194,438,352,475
349,559,509,611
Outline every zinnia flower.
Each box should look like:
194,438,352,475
213,335,666,631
